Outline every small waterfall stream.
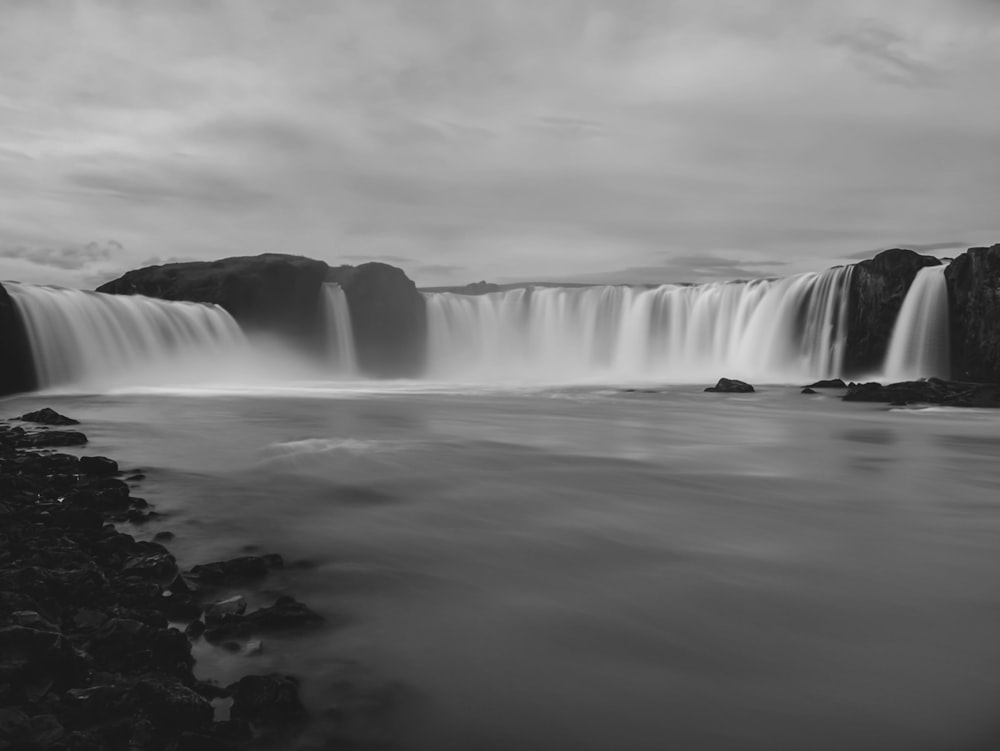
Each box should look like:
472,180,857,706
321,283,358,376
882,265,951,380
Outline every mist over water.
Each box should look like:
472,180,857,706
4,386,998,750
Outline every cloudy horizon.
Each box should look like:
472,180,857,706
2,0,999,289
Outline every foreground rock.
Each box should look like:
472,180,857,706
0,412,325,750
842,378,1000,407
18,408,80,425
705,378,755,393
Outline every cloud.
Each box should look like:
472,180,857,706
549,254,789,285
0,240,123,271
831,23,943,87
0,0,999,288
414,262,464,278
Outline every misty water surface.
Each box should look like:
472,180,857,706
6,384,1000,750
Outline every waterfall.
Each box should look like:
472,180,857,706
424,266,853,383
321,283,357,375
882,265,950,381
5,282,247,389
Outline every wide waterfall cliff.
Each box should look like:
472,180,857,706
4,283,246,390
2,245,999,396
425,268,854,383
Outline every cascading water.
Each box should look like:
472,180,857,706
882,265,950,381
5,282,247,389
321,283,357,375
424,266,853,383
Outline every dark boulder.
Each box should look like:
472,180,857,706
801,387,817,394
0,282,37,397
806,379,847,389
945,244,1000,382
98,253,330,352
20,430,88,448
204,595,324,642
188,554,284,585
78,456,119,476
327,262,428,377
18,408,79,426
129,676,214,730
85,618,194,678
705,378,755,393
843,249,941,376
204,595,247,624
227,674,306,724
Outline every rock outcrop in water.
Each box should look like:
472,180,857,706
705,378,755,393
843,249,941,377
945,244,1000,382
842,378,1000,407
97,254,427,378
0,282,37,396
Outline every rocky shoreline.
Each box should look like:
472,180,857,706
0,409,328,750
808,377,1000,408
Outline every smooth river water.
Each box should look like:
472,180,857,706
5,383,1000,750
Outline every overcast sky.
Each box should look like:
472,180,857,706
1,0,999,289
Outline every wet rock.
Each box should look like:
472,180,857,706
705,378,755,393
122,548,178,582
21,430,88,448
0,707,32,747
18,408,80,426
806,378,847,389
153,531,175,542
130,676,213,730
227,674,306,724
85,618,194,679
842,378,1000,407
188,554,284,585
204,595,247,624
801,387,818,394
28,713,65,748
0,625,80,702
204,596,324,642
78,456,119,477
185,620,206,640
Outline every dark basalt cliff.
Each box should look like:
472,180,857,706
98,254,329,351
0,282,37,395
843,248,941,376
97,254,427,378
945,244,1000,382
327,262,427,377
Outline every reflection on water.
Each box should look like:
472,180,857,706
5,385,1000,750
